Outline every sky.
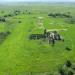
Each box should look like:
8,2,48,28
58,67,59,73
0,0,75,2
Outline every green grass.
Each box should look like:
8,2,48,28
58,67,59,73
0,3,75,75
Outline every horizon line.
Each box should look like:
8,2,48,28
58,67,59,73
0,0,75,3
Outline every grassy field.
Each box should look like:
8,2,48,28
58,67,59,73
0,3,75,75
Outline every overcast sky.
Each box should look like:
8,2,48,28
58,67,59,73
0,0,75,2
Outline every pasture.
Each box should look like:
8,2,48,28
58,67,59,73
0,3,75,75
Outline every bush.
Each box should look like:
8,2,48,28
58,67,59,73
65,17,75,24
59,68,65,75
0,17,6,22
68,71,73,75
18,21,21,23
65,47,72,51
4,15,8,17
0,31,11,44
65,60,72,67
48,13,72,18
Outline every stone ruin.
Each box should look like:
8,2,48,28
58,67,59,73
29,29,64,46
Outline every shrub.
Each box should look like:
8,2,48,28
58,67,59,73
65,17,75,24
65,60,72,67
68,71,73,75
65,47,72,51
18,21,21,23
59,68,65,75
48,13,72,18
0,31,11,44
0,17,6,22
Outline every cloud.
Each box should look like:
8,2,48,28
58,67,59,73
0,0,75,2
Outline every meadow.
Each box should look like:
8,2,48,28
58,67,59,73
0,3,75,75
